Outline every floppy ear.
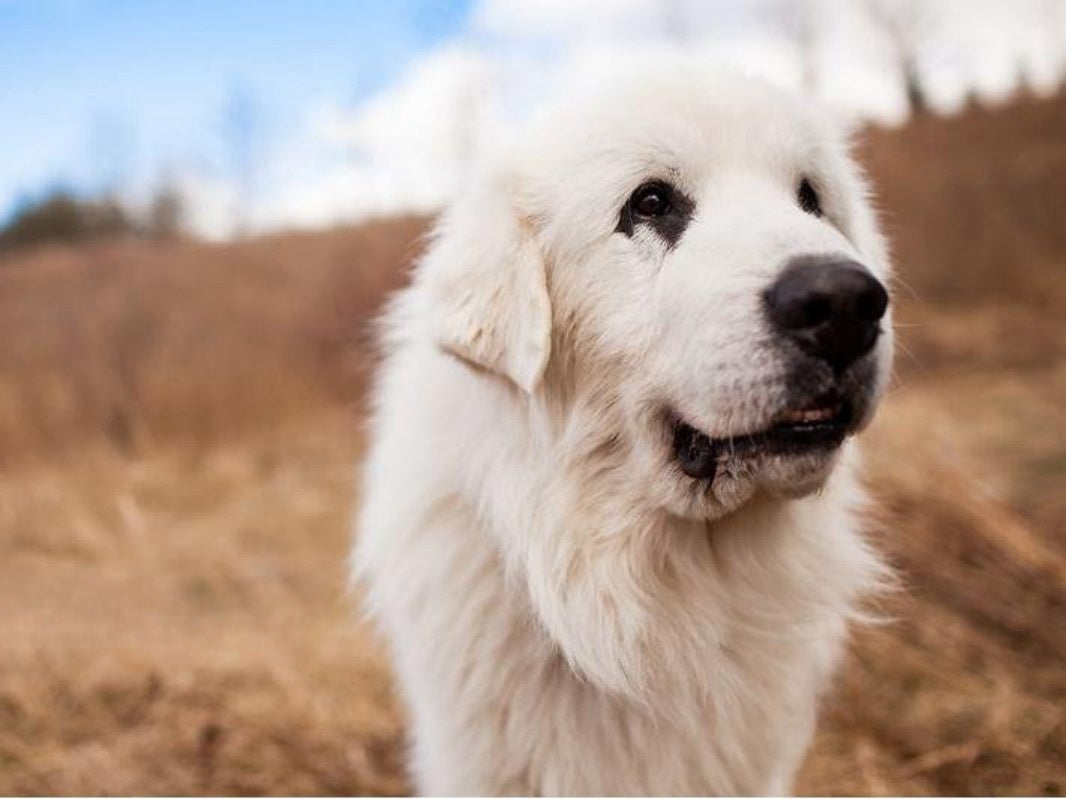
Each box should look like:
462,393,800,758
424,178,552,393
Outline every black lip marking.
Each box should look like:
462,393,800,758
673,422,719,482
616,180,695,249
671,397,854,480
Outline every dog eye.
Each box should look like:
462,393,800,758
797,177,823,217
617,179,694,246
630,182,672,218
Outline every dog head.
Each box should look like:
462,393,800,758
426,67,893,522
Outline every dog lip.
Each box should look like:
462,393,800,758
764,397,853,445
774,403,840,425
672,421,720,480
669,395,855,479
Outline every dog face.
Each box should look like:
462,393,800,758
429,69,893,521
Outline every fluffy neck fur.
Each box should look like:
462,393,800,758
357,323,884,795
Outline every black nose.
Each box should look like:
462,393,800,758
764,257,889,371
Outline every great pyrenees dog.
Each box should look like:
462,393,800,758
354,64,893,796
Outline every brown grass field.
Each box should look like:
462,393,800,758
0,92,1063,796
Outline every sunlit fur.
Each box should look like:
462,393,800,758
354,63,893,796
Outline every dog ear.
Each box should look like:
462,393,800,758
424,176,551,393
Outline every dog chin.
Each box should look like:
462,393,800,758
659,446,842,521
753,447,843,497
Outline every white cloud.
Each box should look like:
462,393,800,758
471,0,656,41
169,0,1065,238
174,48,504,237
174,173,239,241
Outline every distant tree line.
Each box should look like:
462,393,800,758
0,185,185,256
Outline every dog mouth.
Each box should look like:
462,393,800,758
671,394,855,480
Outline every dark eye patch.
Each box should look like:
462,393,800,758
797,177,823,217
617,180,695,248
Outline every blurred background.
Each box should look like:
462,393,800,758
0,0,1063,795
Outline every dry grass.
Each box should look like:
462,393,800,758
0,218,423,464
0,416,404,795
0,92,1064,796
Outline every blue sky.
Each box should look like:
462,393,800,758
2,0,1062,235
0,0,471,221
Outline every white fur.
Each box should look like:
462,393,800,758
353,65,893,796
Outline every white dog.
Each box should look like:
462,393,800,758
354,64,893,796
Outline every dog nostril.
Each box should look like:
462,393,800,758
854,282,889,322
799,295,832,328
